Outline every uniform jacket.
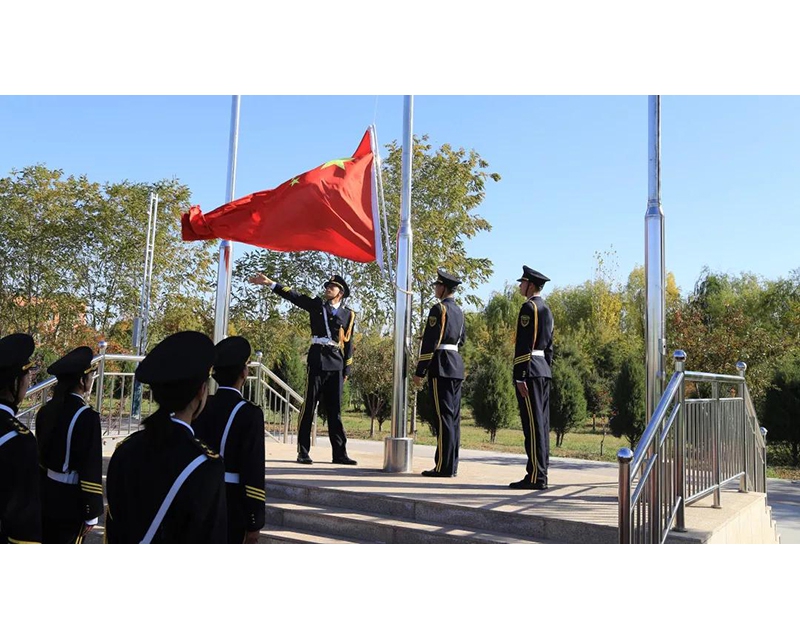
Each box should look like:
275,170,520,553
0,404,42,543
105,420,227,544
272,282,356,377
36,394,104,524
193,388,266,536
415,297,466,380
513,295,554,380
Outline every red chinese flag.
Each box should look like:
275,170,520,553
182,129,379,263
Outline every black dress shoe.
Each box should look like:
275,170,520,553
296,454,313,465
332,455,357,465
421,469,455,478
508,478,548,490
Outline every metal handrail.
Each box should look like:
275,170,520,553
21,345,305,444
618,350,768,543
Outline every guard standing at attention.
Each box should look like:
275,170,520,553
36,346,104,543
0,333,42,544
249,272,357,466
105,331,227,543
509,266,554,490
194,336,266,544
413,269,466,478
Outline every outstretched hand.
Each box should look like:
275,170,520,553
249,273,273,286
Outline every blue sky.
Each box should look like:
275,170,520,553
2,95,798,305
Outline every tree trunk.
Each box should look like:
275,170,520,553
793,440,799,467
592,414,596,432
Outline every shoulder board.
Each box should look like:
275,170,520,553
11,416,30,435
193,437,220,459
114,430,142,450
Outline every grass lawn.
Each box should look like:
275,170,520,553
324,409,629,465
317,408,798,479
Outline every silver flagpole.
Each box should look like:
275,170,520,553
213,95,241,344
645,95,666,420
384,95,414,473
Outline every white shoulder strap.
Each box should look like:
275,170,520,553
220,401,247,459
63,405,90,472
140,454,208,544
0,430,19,448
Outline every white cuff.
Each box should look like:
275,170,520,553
270,283,277,291
85,517,99,526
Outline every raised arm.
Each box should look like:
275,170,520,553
249,272,318,312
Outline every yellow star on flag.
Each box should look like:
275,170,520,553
321,157,354,170
290,177,300,186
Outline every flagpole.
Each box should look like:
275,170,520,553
384,95,414,473
645,95,666,421
213,95,241,345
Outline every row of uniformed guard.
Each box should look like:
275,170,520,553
410,265,554,490
250,266,553,490
0,331,266,544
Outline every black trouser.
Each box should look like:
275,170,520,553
42,517,85,544
429,377,462,476
42,479,85,543
515,377,550,484
297,368,347,459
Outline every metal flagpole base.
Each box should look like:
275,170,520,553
383,437,413,473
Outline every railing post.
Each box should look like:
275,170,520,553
712,380,721,508
95,341,108,414
254,351,263,408
618,447,634,544
674,350,687,531
736,361,748,492
283,388,290,444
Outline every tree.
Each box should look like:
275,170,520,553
0,165,215,358
467,353,518,442
762,355,800,465
349,333,394,437
550,357,588,447
378,135,499,335
609,352,647,448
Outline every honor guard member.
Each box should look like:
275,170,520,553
193,336,266,544
413,269,466,478
105,331,227,543
36,347,103,543
249,272,357,465
509,266,554,490
0,333,42,544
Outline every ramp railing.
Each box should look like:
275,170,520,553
618,350,767,544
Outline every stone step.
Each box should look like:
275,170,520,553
258,526,360,544
265,480,614,543
265,497,548,544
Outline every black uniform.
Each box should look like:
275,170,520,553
415,276,466,477
105,420,227,543
194,387,266,543
104,330,227,544
512,267,554,488
0,403,42,544
36,393,104,543
0,333,41,544
270,277,356,462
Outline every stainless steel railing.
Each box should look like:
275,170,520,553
20,344,306,444
618,350,767,543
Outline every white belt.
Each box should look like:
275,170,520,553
436,344,459,352
47,469,79,485
310,337,339,347
224,472,241,484
531,350,545,357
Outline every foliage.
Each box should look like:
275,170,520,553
550,355,588,447
762,354,800,465
609,350,647,448
467,353,518,442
